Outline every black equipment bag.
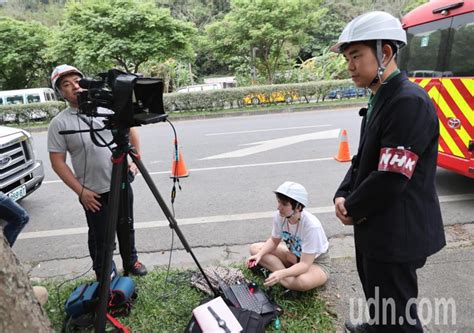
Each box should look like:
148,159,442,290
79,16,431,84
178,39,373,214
62,275,136,332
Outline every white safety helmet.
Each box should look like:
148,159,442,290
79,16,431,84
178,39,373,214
51,64,84,92
274,181,308,207
330,11,407,53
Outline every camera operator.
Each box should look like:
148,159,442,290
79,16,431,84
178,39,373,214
47,64,147,280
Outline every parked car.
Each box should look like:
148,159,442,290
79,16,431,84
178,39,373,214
243,91,299,105
327,86,367,99
0,126,44,201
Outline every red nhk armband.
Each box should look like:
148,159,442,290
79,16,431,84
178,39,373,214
378,147,419,179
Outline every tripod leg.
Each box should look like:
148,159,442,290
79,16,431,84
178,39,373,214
129,151,219,297
117,169,132,274
95,157,127,332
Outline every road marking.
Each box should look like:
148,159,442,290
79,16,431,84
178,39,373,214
206,124,331,136
17,206,334,240
43,157,335,182
17,193,474,240
201,129,340,160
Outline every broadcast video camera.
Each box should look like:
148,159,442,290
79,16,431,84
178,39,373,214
77,69,167,129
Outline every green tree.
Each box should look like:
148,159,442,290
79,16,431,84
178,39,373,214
156,0,231,30
155,0,232,77
0,0,65,27
298,7,346,60
326,0,428,20
297,0,428,61
300,47,347,81
0,17,50,89
206,0,325,84
47,0,196,74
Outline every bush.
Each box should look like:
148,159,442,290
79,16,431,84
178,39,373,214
164,79,352,113
0,101,66,125
0,80,355,125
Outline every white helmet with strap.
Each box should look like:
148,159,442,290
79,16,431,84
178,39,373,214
51,64,84,92
330,11,407,54
274,181,308,207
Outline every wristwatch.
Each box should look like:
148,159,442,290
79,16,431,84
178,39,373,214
207,306,231,333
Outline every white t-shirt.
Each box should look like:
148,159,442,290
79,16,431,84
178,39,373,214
271,210,329,257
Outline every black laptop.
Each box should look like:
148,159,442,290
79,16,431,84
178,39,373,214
216,275,275,315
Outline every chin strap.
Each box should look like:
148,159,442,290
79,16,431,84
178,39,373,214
369,40,385,87
368,40,399,88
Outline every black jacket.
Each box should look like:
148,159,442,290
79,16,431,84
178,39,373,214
335,72,446,262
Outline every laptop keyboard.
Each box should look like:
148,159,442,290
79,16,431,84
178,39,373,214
230,284,262,313
218,279,240,308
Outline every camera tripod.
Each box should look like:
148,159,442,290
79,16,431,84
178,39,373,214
95,127,218,332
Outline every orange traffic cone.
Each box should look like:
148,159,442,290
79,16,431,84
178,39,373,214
334,129,352,162
171,139,189,178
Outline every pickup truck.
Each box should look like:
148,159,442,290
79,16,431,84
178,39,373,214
0,126,44,201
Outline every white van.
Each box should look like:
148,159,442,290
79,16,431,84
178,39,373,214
176,83,223,93
0,88,57,105
0,88,57,122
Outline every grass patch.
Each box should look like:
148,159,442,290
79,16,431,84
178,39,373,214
39,264,335,332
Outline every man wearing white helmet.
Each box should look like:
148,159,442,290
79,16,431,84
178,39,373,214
332,12,445,333
246,181,330,294
47,64,148,279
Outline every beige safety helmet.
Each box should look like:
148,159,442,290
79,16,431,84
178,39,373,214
330,11,407,53
51,64,84,92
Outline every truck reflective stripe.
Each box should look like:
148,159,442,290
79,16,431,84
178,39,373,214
436,85,473,149
426,83,469,158
439,121,464,157
443,79,474,127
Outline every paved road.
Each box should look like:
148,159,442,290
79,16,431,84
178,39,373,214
13,107,474,273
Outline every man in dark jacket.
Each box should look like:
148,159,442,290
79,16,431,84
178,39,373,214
331,11,446,333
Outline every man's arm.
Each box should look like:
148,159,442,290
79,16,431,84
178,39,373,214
128,128,141,174
129,128,141,155
334,162,355,225
334,164,354,199
49,152,102,212
344,93,437,221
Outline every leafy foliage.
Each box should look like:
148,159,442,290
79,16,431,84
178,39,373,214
299,47,348,81
0,0,65,27
206,0,326,84
140,58,194,93
46,0,196,74
0,0,432,89
325,0,428,20
156,0,231,30
298,7,345,60
0,17,50,89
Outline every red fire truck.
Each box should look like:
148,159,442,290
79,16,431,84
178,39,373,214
400,0,474,178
